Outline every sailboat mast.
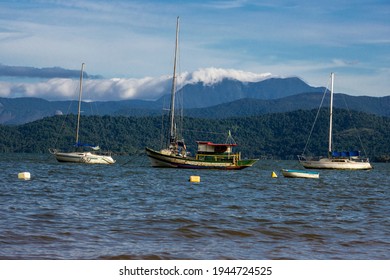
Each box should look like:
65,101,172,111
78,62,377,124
328,72,334,156
75,63,85,145
169,16,179,144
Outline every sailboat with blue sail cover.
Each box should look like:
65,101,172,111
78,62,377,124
49,63,115,164
298,73,372,170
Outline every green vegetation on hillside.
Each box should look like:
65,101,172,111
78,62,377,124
1,109,389,161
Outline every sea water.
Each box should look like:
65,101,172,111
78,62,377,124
0,153,389,259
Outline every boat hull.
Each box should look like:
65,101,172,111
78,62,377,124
53,151,115,165
282,169,319,179
299,157,372,170
145,147,257,170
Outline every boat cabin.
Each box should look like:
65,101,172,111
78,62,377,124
196,141,237,154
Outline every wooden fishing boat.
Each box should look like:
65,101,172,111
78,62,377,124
146,140,258,170
145,17,257,170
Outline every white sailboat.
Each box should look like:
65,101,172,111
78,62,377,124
145,17,258,169
298,73,372,170
49,63,115,164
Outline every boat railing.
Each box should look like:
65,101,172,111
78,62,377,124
196,152,240,162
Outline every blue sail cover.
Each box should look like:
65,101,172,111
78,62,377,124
332,151,341,157
332,151,360,157
349,151,360,157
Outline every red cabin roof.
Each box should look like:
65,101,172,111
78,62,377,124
196,141,237,147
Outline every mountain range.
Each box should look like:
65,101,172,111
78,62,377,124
1,76,389,125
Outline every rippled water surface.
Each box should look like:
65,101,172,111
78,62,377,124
1,153,389,259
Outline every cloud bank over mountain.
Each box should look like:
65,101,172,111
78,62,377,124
0,66,272,101
180,68,271,85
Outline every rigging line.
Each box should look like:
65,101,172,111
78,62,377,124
340,94,370,157
51,74,81,149
51,115,67,149
160,96,168,149
301,78,331,156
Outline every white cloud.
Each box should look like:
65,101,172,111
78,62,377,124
0,68,273,101
181,67,271,85
83,76,171,100
0,81,12,96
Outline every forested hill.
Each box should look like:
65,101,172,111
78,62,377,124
1,109,389,161
2,93,390,124
184,93,390,119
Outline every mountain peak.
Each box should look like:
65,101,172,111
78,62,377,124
173,75,324,108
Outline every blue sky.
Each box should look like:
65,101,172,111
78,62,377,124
0,0,389,100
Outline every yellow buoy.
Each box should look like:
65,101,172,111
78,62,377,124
18,172,31,180
271,171,278,178
189,175,200,183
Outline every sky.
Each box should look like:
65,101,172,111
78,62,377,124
0,0,389,101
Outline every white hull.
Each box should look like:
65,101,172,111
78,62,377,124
282,169,319,179
300,157,372,170
53,151,115,165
